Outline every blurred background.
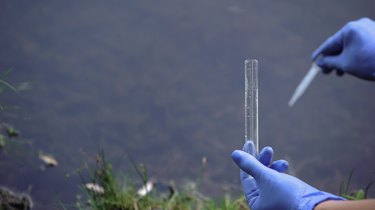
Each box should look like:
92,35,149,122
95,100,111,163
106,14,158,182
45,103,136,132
0,0,374,209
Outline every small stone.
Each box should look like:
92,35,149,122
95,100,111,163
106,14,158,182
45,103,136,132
85,183,104,194
39,152,58,167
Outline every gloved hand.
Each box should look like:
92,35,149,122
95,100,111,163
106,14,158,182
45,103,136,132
232,141,345,210
312,17,375,81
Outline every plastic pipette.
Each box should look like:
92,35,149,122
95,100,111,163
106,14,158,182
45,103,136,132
245,59,259,154
288,63,321,107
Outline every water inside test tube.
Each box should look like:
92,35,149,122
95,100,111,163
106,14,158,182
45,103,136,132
245,59,259,154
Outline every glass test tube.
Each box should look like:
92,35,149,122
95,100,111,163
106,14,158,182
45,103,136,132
244,59,259,154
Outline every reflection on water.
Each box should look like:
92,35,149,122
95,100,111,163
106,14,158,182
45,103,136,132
1,1,375,209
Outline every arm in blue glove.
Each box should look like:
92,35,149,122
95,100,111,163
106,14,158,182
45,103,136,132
232,141,345,210
312,17,375,81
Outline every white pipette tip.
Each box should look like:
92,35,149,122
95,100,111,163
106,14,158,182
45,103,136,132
288,94,298,107
288,63,321,107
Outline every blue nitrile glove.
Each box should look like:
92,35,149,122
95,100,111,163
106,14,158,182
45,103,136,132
232,141,345,210
242,141,289,173
312,17,375,81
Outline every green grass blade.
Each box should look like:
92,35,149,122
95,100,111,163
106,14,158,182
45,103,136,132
364,180,373,199
1,68,13,78
0,79,19,94
345,169,354,195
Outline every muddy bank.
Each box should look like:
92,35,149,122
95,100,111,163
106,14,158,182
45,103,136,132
0,187,32,210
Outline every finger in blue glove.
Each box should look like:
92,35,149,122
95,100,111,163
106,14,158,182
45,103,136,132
244,140,289,173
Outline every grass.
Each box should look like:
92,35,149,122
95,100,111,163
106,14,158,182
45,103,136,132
61,152,375,210
0,67,30,111
0,124,22,152
62,152,249,210
0,68,31,153
0,68,18,111
339,169,373,200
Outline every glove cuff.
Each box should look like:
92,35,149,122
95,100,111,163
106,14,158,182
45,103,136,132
298,191,345,210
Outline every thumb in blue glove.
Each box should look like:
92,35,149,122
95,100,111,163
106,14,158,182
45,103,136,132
232,142,345,210
312,17,375,81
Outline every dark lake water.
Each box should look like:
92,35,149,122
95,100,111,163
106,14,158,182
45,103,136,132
1,1,375,209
